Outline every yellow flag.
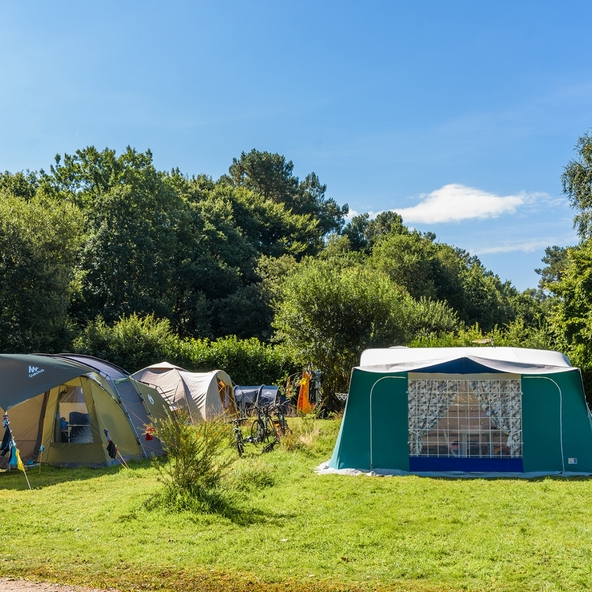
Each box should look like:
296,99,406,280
15,447,24,472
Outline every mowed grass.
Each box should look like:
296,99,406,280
1,419,592,591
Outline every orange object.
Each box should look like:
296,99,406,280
297,372,314,414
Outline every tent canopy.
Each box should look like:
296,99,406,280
234,385,286,414
359,346,572,375
0,354,90,410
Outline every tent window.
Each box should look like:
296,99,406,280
408,379,522,459
55,386,93,444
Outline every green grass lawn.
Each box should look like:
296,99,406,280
1,418,592,591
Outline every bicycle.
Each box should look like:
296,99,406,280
231,417,248,456
270,403,291,437
250,404,275,444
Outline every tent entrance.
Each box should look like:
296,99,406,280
55,385,93,444
407,374,524,472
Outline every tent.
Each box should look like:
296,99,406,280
0,354,169,467
49,354,170,458
327,347,592,476
234,385,288,415
131,363,237,423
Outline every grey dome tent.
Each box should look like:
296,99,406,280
0,354,169,467
325,347,592,477
131,362,237,423
234,385,287,415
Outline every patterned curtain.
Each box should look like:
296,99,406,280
470,380,522,457
408,380,459,456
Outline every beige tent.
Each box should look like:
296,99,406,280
0,354,169,468
132,362,237,423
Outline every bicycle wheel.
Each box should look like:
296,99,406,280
234,430,245,456
278,414,291,435
250,418,265,444
263,415,275,442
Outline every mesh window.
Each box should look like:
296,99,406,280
408,378,522,459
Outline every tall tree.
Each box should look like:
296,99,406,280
0,191,82,351
562,131,592,239
224,149,348,244
272,258,458,408
47,147,186,325
536,245,569,292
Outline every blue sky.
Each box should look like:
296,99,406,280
1,1,591,290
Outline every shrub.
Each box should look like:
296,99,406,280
151,413,234,512
73,313,178,372
175,335,299,385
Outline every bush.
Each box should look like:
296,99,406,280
73,313,300,386
73,313,178,372
151,413,234,512
175,335,299,385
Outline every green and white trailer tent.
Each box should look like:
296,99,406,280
327,347,592,476
0,354,169,468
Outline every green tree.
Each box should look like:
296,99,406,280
370,232,441,300
0,192,82,351
47,147,188,326
342,210,408,253
0,170,39,200
224,149,348,242
272,261,415,407
536,245,569,291
547,241,592,364
562,131,592,239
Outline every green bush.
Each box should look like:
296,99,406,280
175,335,299,385
151,413,234,512
72,313,178,372
73,314,300,386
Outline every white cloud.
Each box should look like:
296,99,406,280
473,240,552,255
393,184,535,224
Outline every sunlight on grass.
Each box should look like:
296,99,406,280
1,419,592,591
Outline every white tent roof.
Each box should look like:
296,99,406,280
359,347,573,375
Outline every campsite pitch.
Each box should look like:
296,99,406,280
1,419,592,592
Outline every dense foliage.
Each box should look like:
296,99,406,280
3,135,592,404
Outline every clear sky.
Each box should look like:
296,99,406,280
1,1,591,290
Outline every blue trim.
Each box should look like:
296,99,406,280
409,456,524,473
414,358,503,374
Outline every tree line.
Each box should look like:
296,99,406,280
1,137,591,407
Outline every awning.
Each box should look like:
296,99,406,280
0,354,91,409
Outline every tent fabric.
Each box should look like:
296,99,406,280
328,347,592,477
131,363,237,423
51,354,168,457
0,354,90,409
359,346,572,375
234,385,285,415
0,354,169,467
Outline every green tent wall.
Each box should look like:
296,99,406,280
328,347,592,476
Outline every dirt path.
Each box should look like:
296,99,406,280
0,579,114,592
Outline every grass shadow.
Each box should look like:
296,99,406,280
0,458,147,491
141,486,297,527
